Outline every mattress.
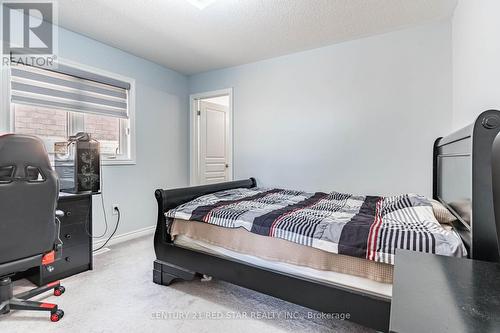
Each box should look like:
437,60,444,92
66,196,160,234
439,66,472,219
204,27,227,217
173,234,393,299
171,219,393,284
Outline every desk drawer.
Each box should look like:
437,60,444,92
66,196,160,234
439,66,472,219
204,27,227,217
57,198,90,225
60,222,90,248
27,194,93,286
43,244,90,281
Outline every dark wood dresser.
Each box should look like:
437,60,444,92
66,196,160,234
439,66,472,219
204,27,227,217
390,249,500,333
27,193,93,286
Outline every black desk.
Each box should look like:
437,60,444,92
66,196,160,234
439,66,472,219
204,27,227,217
390,250,500,333
27,192,94,285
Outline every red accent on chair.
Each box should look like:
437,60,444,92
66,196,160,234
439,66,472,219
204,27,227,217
47,281,60,288
41,251,55,265
40,303,56,309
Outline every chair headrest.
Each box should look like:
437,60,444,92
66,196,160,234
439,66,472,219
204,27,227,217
0,134,52,180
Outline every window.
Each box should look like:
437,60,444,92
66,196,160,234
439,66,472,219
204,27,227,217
13,104,69,146
82,113,121,156
8,63,135,164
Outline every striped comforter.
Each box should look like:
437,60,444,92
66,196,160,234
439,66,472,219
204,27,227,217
165,188,465,264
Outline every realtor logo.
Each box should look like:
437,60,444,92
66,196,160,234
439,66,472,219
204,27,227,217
2,1,57,66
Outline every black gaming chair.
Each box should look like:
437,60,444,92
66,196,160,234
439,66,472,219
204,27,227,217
0,134,65,322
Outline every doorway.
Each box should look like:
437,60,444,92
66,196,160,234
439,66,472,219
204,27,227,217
190,88,233,185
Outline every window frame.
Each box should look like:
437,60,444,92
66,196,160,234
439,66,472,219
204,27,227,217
1,58,136,165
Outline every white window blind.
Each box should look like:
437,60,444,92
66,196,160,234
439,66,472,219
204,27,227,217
10,64,129,119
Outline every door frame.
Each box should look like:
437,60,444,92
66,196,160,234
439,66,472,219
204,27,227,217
189,88,233,186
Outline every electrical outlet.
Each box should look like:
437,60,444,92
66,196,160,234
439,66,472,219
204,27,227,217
112,204,119,215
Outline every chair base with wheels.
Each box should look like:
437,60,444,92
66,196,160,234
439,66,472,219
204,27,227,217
0,276,65,322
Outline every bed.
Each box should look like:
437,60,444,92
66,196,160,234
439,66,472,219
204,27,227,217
153,110,500,332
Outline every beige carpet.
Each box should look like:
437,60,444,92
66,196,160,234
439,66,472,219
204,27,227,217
0,235,373,333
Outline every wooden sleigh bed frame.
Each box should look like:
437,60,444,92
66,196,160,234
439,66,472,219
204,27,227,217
153,110,500,332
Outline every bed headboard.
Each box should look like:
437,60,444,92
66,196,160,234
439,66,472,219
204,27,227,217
433,110,500,262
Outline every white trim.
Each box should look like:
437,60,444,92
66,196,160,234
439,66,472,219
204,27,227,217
189,88,234,186
92,225,155,249
0,57,137,165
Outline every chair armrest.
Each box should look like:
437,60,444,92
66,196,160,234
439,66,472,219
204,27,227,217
39,213,65,268
53,213,63,259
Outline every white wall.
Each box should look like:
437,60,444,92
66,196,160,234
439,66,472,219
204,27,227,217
452,0,500,129
189,21,453,196
1,27,190,240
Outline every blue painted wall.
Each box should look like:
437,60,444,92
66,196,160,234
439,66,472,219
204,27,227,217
1,26,190,239
189,21,453,196
58,27,190,238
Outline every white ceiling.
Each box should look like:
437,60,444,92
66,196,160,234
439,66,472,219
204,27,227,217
55,0,457,75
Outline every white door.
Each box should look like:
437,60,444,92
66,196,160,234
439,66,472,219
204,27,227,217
198,100,230,184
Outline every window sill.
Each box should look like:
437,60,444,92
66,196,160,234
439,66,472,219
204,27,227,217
101,159,136,166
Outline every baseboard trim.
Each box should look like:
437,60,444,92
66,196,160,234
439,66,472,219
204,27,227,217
93,225,155,249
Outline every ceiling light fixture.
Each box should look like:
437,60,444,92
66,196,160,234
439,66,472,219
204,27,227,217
185,0,217,10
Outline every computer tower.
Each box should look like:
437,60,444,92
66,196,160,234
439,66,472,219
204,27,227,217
54,133,100,194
